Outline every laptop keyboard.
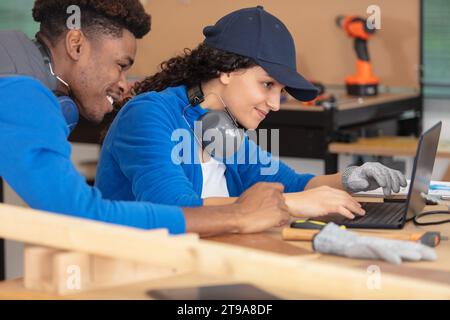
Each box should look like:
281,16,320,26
341,202,405,225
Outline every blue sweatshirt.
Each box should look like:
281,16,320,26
0,76,185,234
96,85,315,207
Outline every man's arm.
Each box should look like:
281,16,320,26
0,77,185,233
185,182,290,237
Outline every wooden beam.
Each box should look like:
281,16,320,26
192,240,450,299
0,203,198,271
329,137,450,158
24,246,182,295
1,203,450,299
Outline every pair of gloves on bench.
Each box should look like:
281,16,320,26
313,223,437,264
319,162,436,264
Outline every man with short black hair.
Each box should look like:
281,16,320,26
0,0,290,236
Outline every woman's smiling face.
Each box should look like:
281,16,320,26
219,66,285,129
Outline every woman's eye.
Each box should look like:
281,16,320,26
263,82,274,89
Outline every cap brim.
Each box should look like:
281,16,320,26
257,60,318,102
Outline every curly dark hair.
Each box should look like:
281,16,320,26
32,0,151,44
132,42,257,95
100,43,257,143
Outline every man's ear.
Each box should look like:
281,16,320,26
64,29,86,61
219,72,232,85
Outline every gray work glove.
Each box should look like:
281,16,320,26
313,223,437,265
342,162,407,196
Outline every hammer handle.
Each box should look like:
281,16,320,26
282,228,421,242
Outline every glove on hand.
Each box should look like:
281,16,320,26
342,162,407,196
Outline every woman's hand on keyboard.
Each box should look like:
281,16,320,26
284,186,366,219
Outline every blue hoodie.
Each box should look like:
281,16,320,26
96,85,315,206
0,76,185,234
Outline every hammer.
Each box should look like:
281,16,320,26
282,228,448,247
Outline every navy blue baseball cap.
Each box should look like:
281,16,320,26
203,6,318,102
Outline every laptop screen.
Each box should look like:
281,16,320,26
405,122,442,219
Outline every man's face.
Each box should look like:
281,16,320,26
70,29,137,123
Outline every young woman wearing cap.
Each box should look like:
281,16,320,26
96,7,406,225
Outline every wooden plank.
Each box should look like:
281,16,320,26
206,233,310,256
1,203,450,298
24,245,183,295
53,251,91,294
329,137,450,158
24,246,61,293
195,239,450,299
0,203,197,271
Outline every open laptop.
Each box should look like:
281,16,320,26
320,121,442,229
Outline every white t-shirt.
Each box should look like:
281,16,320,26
200,156,230,199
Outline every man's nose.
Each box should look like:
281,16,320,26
117,73,128,96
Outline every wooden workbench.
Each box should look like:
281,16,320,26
281,92,420,112
0,201,448,300
260,91,422,174
328,136,450,181
329,136,450,159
